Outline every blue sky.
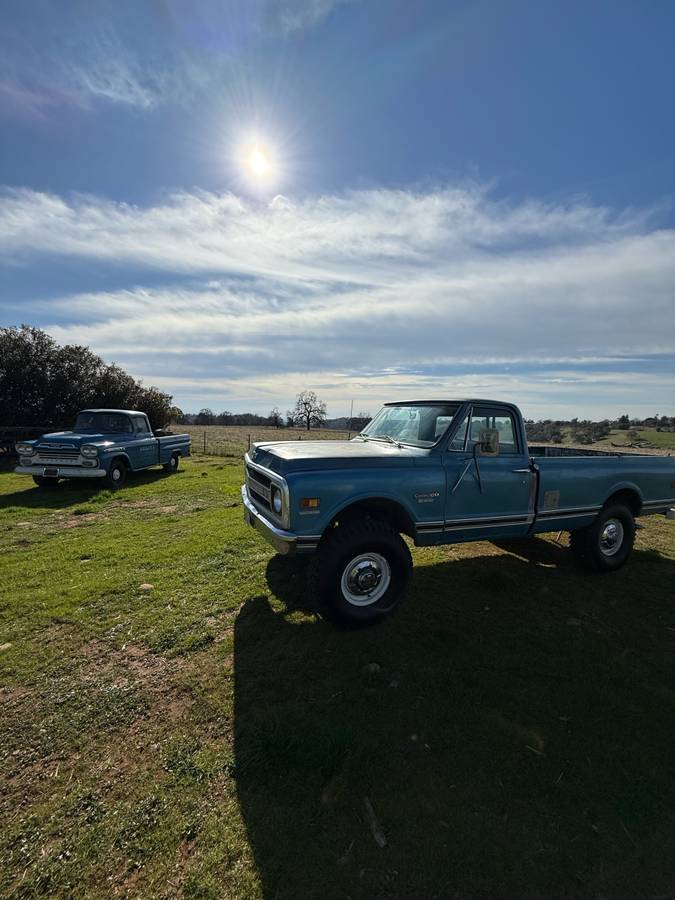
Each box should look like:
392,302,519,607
1,0,674,419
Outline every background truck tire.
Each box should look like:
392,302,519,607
308,518,412,626
106,459,127,490
32,475,59,487
163,453,179,473
570,503,635,572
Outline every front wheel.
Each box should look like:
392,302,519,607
308,519,412,626
105,460,127,490
570,503,635,572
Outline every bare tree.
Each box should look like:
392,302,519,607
292,390,327,431
268,406,282,428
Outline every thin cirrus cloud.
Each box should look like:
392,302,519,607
0,1,357,119
1,182,674,416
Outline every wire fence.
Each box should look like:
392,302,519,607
179,425,353,458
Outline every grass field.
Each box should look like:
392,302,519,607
2,458,675,898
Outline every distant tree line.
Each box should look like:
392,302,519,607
525,413,675,446
0,326,175,431
179,392,372,432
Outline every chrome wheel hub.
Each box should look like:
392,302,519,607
341,553,391,607
600,518,624,556
112,468,121,481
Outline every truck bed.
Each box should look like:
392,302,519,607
529,445,675,533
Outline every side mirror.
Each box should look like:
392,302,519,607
478,428,500,456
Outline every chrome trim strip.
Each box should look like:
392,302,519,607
535,511,598,522
537,505,601,517
445,518,529,532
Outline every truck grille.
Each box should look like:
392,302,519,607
36,448,80,459
246,465,272,510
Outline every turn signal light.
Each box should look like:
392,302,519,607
300,497,320,510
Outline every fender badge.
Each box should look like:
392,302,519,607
414,491,440,504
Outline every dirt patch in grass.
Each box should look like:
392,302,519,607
80,639,193,714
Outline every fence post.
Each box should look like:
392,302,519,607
248,434,251,451
203,431,206,454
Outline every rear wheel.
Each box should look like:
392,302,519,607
105,460,127,490
570,503,635,572
308,519,412,626
163,453,179,474
33,475,59,488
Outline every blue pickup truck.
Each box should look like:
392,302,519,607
15,409,191,489
243,399,675,624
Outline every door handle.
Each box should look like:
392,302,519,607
512,468,531,473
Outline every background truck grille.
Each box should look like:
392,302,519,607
36,448,80,459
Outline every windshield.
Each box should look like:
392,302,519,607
74,412,132,434
360,404,460,448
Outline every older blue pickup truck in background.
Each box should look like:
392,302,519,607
15,409,191,489
243,399,675,624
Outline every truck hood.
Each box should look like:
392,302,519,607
34,430,125,449
250,439,428,474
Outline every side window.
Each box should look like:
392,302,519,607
133,416,149,434
468,408,518,454
448,413,469,450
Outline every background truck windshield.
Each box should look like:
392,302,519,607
74,412,132,433
361,404,460,447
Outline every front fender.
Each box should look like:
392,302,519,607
100,451,131,472
321,490,419,529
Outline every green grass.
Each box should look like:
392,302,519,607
1,459,675,898
565,428,675,452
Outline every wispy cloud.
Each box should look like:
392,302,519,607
265,0,357,34
0,1,359,118
1,182,674,416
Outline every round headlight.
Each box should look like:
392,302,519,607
272,487,283,515
81,444,98,458
16,442,34,455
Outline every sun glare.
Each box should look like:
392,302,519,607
243,142,276,183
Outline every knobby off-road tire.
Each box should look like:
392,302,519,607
570,503,635,572
105,460,128,490
32,475,59,488
308,519,413,626
163,453,180,474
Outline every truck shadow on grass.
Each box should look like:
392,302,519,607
234,540,675,899
0,466,182,511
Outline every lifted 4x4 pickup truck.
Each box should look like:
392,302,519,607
243,398,675,625
15,409,191,489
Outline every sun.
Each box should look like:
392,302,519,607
244,142,275,182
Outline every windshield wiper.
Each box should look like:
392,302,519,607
365,433,404,448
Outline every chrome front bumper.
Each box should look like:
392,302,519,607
241,486,320,555
15,466,107,478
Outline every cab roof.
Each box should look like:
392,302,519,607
384,399,517,408
78,409,146,416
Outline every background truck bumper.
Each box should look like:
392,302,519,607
15,466,107,478
241,486,320,555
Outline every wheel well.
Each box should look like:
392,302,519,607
604,488,642,517
110,455,130,469
328,498,415,538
